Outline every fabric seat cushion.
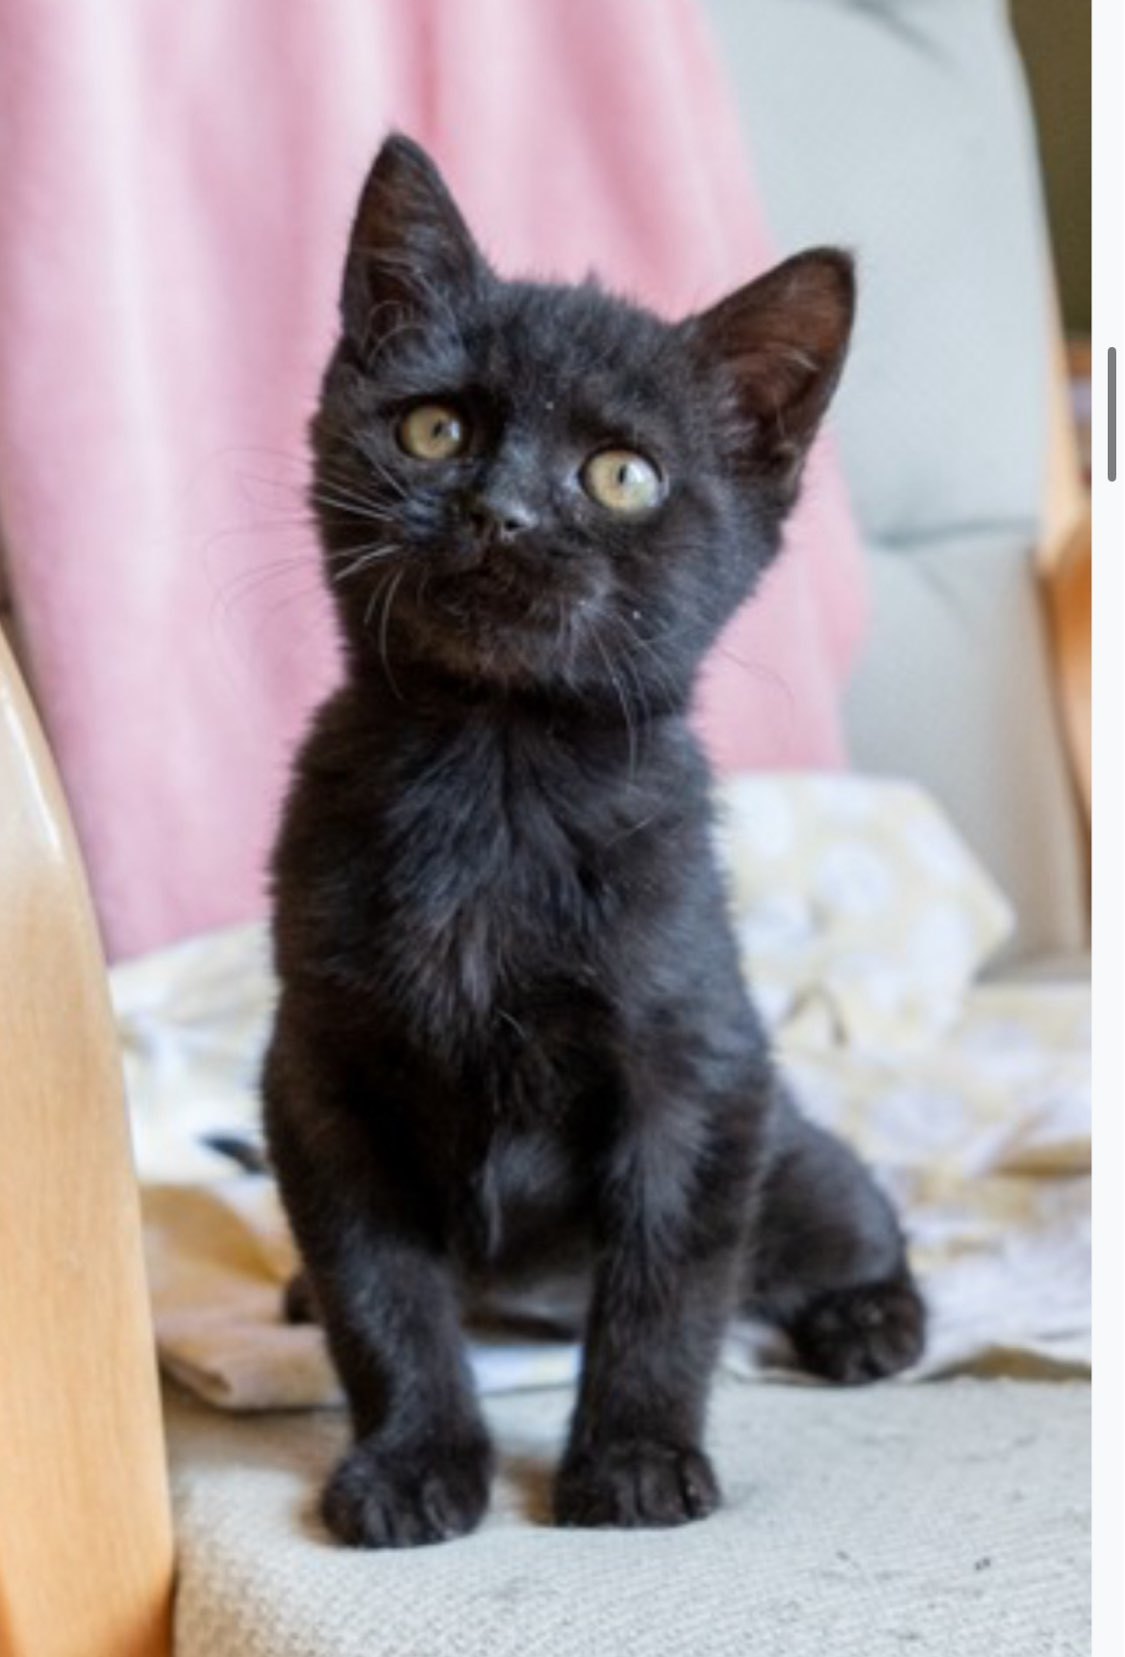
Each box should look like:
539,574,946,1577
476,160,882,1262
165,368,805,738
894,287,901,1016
168,1376,1089,1657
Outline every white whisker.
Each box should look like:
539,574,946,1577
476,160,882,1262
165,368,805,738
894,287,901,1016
376,567,407,702
332,542,404,585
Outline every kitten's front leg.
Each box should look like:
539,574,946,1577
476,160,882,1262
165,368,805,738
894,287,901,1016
554,1080,761,1530
264,1030,493,1549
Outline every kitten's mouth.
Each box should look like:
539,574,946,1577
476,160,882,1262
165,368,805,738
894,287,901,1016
426,544,603,630
432,587,580,658
395,554,607,683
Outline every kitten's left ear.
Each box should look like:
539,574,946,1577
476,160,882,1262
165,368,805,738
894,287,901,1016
341,133,486,349
688,249,855,491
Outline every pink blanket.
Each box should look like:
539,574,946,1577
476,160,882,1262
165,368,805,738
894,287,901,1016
0,0,865,960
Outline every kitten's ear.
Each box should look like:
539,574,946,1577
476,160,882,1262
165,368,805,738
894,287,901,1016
688,250,855,491
341,133,485,348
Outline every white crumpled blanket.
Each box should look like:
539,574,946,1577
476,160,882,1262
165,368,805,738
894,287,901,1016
113,776,1090,1410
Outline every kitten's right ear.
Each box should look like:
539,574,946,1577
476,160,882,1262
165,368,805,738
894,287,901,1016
341,134,485,349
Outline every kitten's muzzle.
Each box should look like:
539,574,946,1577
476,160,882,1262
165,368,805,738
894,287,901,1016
465,490,538,548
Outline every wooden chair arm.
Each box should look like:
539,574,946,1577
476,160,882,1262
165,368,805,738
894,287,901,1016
1040,505,1092,826
0,630,173,1657
1037,311,1092,830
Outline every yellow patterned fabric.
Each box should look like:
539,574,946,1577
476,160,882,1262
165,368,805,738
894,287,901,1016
112,777,1089,1406
716,775,1014,1050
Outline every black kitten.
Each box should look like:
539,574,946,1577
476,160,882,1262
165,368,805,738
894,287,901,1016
264,135,924,1550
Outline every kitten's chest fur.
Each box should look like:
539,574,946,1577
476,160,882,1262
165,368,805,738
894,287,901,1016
277,689,666,1095
274,687,743,1278
276,691,662,1269
381,715,618,1034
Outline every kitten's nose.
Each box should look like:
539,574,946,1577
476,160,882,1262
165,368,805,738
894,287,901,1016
466,492,538,546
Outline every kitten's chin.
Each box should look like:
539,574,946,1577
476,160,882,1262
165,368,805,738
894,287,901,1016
409,608,586,692
393,567,609,691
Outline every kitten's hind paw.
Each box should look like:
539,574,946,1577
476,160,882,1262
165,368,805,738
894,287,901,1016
788,1274,925,1385
321,1431,493,1549
554,1440,720,1530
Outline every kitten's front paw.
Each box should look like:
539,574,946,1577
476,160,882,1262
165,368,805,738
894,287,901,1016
554,1439,720,1530
321,1430,493,1548
789,1273,925,1384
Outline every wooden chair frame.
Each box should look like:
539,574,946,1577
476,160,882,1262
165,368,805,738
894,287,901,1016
0,633,174,1657
0,310,1088,1657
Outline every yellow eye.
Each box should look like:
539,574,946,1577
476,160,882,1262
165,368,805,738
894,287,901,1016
397,402,469,461
581,448,663,515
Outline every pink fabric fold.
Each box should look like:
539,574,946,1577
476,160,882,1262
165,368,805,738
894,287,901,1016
0,0,866,959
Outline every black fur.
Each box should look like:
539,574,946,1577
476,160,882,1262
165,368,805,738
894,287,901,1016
264,134,924,1550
